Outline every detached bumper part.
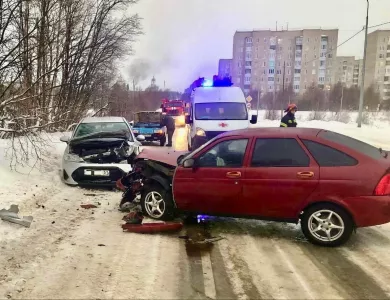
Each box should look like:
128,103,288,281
0,205,33,228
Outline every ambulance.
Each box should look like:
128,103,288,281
185,77,257,150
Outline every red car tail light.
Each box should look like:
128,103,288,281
375,174,390,196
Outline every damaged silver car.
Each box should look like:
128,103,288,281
60,117,145,187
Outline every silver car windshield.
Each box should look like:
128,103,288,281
74,122,133,141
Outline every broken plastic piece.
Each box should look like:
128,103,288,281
80,204,97,209
0,205,33,228
122,222,183,233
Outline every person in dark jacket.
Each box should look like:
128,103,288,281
280,104,298,128
160,113,175,147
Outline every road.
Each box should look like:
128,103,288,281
1,127,390,299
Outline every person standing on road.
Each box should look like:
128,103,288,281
160,113,175,147
280,104,298,128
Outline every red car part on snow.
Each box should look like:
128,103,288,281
122,222,183,233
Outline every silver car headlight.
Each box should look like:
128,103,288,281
64,154,84,162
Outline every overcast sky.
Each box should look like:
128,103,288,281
120,0,390,91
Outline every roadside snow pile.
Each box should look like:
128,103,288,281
0,133,68,210
250,110,390,149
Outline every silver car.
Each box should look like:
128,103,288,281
60,116,145,187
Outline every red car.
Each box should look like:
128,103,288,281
138,128,390,246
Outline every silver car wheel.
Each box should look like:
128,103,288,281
144,191,165,218
308,209,345,242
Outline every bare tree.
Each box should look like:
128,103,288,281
0,0,142,168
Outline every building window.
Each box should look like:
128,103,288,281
319,77,325,82
322,45,326,50
268,77,274,81
294,76,300,81
379,54,384,59
245,69,251,74
313,62,316,67
263,62,266,67
246,37,253,44
276,69,282,74
288,70,291,75
245,76,251,83
305,69,308,74
246,61,252,66
312,70,316,75
320,61,325,67
263,70,266,74
269,69,275,74
294,69,301,74
238,69,242,75
261,77,264,82
328,53,333,58
294,85,300,90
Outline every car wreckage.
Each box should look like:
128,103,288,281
119,127,390,247
61,116,144,187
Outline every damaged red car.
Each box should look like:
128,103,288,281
136,128,390,247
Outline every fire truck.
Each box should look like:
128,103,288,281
160,99,186,127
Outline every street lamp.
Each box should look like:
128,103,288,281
357,0,369,127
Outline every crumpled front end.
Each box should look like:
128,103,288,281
62,135,138,186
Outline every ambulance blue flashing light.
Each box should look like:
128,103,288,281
201,79,213,87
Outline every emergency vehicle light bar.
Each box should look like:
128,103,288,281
191,76,233,89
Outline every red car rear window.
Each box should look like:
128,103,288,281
319,131,385,161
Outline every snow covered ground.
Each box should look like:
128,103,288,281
0,116,390,299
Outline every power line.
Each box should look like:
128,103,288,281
303,29,364,65
301,21,390,65
369,21,390,29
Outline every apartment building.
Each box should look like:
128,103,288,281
218,59,232,78
231,28,339,95
364,30,390,101
332,56,361,87
353,59,363,87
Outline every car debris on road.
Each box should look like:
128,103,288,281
80,204,98,209
0,204,33,228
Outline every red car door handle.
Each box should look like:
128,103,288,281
297,172,314,179
226,171,242,179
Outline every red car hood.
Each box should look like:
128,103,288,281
136,148,188,167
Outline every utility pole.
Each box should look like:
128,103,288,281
282,61,286,118
340,85,344,112
257,89,261,116
358,0,369,128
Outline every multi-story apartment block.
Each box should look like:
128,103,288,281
332,56,357,87
353,59,363,87
365,30,390,102
231,29,338,95
218,59,232,78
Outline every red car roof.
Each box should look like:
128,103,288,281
219,127,323,138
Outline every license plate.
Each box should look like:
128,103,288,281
84,170,110,176
143,134,151,137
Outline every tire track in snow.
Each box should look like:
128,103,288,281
299,244,390,299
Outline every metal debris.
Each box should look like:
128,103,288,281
0,205,33,228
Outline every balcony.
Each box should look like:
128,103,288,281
296,37,303,45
